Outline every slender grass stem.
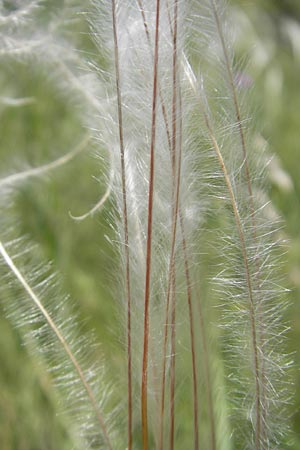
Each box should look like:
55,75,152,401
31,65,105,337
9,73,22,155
135,6,201,446
194,284,216,450
159,288,171,450
177,92,200,448
179,211,200,450
169,272,176,450
210,0,254,212
111,2,132,449
169,5,200,448
133,6,173,445
136,0,172,150
169,4,179,448
141,2,161,448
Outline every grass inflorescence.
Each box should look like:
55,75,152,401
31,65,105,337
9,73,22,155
0,1,293,449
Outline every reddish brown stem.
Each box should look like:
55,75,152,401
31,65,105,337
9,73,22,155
194,283,216,450
141,1,161,448
136,5,201,449
169,3,178,449
111,2,132,449
136,0,172,151
169,272,176,450
159,2,180,447
179,211,200,450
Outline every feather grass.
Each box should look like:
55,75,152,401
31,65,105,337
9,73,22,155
0,234,117,449
0,0,291,449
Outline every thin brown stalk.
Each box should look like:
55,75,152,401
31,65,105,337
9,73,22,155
210,0,254,213
135,7,201,448
159,279,172,450
173,90,200,450
158,18,177,450
194,282,216,450
136,0,172,151
165,0,174,37
170,0,178,178
169,4,179,448
179,211,200,450
111,2,132,449
169,271,176,450
0,241,113,450
141,1,161,448
135,6,172,444
136,5,200,447
158,2,181,447
168,5,200,449
177,93,201,448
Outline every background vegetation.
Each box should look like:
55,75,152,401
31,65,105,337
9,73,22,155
0,0,299,448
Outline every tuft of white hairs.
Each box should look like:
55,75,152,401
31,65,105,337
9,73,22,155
87,1,290,449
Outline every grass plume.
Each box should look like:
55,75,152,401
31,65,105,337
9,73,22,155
0,1,292,449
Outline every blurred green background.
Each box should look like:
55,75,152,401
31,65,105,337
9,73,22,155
0,0,300,448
